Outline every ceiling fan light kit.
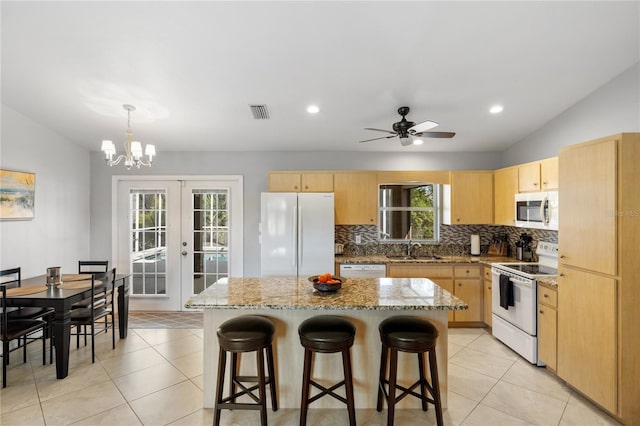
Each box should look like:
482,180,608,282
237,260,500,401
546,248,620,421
359,106,455,146
101,104,156,169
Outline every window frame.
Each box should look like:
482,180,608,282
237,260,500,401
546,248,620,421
378,183,441,242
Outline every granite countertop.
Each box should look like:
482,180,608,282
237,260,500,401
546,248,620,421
335,254,519,266
185,277,468,311
537,277,558,288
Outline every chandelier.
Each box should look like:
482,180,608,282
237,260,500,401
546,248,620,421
101,104,155,169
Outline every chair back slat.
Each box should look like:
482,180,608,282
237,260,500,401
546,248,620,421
78,261,109,274
0,268,21,289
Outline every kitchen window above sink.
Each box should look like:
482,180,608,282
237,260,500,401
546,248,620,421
379,183,441,243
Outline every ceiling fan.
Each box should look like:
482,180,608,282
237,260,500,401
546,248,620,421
359,106,455,146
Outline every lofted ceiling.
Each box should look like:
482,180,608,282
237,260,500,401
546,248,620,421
1,1,638,153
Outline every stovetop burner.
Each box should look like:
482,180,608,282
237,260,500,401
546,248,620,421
500,264,558,276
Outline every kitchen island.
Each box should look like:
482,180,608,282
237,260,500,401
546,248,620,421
185,277,467,409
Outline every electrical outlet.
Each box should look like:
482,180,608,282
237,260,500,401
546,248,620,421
355,234,362,244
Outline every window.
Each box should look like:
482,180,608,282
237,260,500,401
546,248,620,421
379,183,440,242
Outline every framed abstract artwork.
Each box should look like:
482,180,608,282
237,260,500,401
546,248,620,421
0,169,35,220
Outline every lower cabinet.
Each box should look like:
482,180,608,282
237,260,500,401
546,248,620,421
537,284,557,371
483,266,492,327
386,264,483,325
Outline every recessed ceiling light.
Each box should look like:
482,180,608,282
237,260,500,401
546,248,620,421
489,105,504,114
412,139,424,145
307,105,319,114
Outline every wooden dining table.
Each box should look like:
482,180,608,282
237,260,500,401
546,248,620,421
3,273,131,379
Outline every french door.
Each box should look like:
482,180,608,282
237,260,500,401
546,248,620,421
115,176,243,311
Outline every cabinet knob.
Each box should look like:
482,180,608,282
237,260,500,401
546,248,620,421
305,185,309,189
559,273,565,277
488,286,491,290
543,294,549,298
539,310,544,314
456,218,460,222
543,181,548,186
560,255,565,259
458,283,462,286
294,185,299,190
533,182,538,187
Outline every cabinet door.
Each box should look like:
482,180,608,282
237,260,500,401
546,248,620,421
537,303,557,370
301,173,333,192
268,173,301,192
518,162,541,192
558,267,617,413
540,157,558,190
447,171,493,224
334,173,377,225
454,279,483,322
494,167,518,225
559,138,617,275
483,267,492,326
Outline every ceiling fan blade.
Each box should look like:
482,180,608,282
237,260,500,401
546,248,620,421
409,120,439,134
358,135,397,143
412,131,456,139
364,127,397,135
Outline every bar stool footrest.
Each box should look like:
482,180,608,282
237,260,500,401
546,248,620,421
380,378,437,406
307,379,348,405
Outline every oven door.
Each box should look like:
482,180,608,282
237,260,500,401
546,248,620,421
491,269,537,335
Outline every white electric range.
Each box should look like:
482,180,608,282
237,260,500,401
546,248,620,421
491,241,558,364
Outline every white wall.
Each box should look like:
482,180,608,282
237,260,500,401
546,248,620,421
0,105,90,277
503,62,640,166
89,150,502,276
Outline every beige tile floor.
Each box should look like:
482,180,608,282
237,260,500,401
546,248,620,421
0,326,622,425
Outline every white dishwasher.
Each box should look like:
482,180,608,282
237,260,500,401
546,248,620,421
339,263,386,278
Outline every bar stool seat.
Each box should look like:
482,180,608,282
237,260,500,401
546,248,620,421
214,315,278,426
377,315,443,426
298,315,356,426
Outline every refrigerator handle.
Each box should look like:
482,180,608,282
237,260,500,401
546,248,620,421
292,206,298,270
298,205,303,267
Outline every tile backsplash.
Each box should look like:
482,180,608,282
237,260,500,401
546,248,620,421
335,224,557,259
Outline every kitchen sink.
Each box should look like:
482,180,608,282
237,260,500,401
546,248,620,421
386,255,443,260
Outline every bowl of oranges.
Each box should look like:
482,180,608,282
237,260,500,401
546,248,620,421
308,272,344,293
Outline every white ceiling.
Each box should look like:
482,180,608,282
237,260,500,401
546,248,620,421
2,1,638,153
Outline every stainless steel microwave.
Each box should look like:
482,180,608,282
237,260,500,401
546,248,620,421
515,191,558,230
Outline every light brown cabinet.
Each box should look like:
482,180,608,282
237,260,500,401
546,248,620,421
483,266,492,327
517,157,558,192
333,172,377,225
557,133,640,423
386,264,483,324
537,284,557,371
443,171,493,225
268,172,333,192
493,167,518,226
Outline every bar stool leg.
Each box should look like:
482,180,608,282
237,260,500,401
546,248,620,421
376,344,388,411
213,347,227,426
429,349,444,426
299,348,313,426
229,352,238,404
266,344,278,411
257,348,267,426
341,348,356,426
418,352,429,411
387,347,398,426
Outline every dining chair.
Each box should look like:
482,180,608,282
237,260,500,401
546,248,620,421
0,267,54,364
1,284,48,388
70,268,116,363
72,260,110,311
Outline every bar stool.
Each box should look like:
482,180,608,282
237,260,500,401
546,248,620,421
298,315,356,426
213,315,278,426
376,315,443,426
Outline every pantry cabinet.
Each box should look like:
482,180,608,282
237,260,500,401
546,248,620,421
443,171,493,225
386,264,483,325
517,157,558,192
493,166,518,226
557,133,640,423
537,283,557,371
268,172,333,192
333,172,377,225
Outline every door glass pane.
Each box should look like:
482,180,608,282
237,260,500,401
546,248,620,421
192,189,229,294
130,189,167,295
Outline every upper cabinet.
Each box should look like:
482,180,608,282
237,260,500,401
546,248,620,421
443,171,493,225
518,157,558,192
494,166,518,226
268,172,333,192
334,172,378,225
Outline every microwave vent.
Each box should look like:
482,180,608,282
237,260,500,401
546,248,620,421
249,104,270,120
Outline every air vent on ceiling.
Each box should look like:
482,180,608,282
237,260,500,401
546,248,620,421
249,104,270,120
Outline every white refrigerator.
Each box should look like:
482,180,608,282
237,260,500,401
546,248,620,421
260,192,335,277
